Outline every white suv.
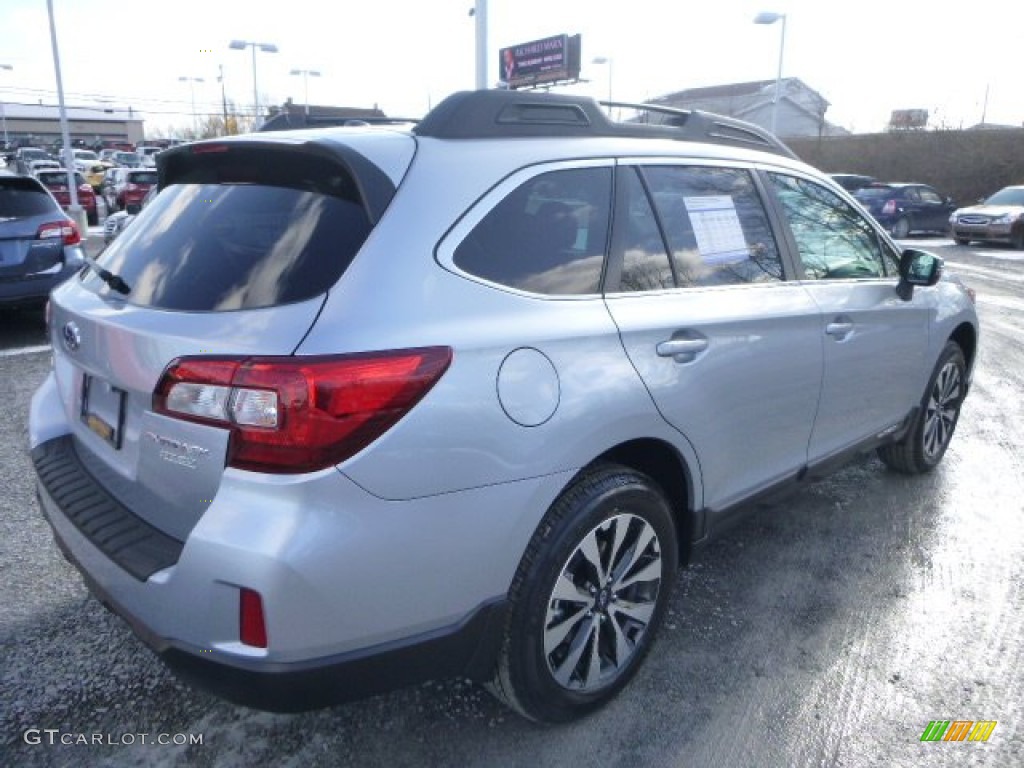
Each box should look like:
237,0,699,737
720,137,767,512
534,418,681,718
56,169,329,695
30,90,979,722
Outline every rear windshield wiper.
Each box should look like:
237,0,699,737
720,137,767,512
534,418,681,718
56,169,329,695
82,250,131,295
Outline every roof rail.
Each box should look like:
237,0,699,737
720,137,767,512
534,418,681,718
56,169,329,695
413,90,797,159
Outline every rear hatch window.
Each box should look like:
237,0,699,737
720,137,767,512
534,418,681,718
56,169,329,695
83,145,375,311
126,171,158,185
0,178,57,217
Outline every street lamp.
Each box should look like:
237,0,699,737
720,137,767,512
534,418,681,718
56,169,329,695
592,56,613,116
289,69,321,116
178,76,205,137
229,39,279,127
46,0,85,233
0,63,12,149
753,11,787,136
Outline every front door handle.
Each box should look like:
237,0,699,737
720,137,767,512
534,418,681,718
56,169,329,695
656,338,709,359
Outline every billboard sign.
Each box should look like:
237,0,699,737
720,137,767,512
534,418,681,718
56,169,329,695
889,109,929,129
499,34,581,89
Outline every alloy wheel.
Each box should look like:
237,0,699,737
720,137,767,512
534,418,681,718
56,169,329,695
543,512,663,692
922,360,963,460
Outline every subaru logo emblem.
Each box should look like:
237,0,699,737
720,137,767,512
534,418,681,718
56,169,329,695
62,321,81,353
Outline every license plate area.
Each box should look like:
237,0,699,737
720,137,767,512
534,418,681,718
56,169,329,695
80,373,126,449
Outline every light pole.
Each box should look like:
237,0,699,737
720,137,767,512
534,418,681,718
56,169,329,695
592,56,613,116
754,11,787,136
46,0,85,232
0,63,11,149
289,69,321,116
178,76,204,137
229,39,278,127
471,0,488,90
217,64,229,133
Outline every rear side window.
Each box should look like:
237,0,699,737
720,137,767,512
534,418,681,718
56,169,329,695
453,167,612,295
86,150,373,311
619,165,782,290
0,179,58,217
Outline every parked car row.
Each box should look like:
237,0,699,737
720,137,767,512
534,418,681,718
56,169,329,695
827,175,1024,249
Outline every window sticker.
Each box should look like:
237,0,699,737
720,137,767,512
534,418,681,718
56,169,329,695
683,195,749,264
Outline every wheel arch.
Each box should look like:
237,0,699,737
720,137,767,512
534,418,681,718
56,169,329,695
585,438,699,567
949,321,978,381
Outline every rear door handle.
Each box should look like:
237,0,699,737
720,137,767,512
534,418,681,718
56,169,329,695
825,321,854,339
656,338,709,360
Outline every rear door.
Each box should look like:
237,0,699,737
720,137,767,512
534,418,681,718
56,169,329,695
604,162,822,512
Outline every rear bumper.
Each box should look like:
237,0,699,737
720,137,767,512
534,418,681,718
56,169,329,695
37,471,506,710
29,425,554,710
0,258,82,307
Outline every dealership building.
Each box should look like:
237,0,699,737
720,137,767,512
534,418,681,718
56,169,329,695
1,103,145,150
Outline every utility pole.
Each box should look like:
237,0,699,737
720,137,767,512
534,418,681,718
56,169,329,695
219,64,229,132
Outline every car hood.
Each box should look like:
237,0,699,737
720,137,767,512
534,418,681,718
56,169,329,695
954,204,1024,217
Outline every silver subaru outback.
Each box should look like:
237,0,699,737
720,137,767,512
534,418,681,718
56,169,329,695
30,90,978,723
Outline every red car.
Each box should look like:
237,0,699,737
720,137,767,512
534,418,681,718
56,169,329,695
103,168,157,213
34,169,99,226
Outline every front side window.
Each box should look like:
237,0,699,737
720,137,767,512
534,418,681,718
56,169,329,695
639,166,782,288
769,173,890,280
453,167,612,295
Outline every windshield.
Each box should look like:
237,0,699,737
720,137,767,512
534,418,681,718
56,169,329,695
984,187,1024,207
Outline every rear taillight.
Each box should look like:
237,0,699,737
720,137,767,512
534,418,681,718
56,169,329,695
37,220,81,245
78,183,92,194
881,199,897,216
153,347,453,473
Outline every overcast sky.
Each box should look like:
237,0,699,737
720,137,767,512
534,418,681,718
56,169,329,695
2,0,1021,137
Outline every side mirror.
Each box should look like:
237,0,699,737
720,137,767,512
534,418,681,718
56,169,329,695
896,248,943,301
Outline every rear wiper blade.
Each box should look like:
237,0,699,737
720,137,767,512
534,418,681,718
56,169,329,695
81,249,131,295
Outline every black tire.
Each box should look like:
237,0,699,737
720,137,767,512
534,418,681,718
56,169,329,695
878,341,967,474
953,236,970,246
87,209,98,226
489,464,678,723
892,217,911,239
1012,226,1024,250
